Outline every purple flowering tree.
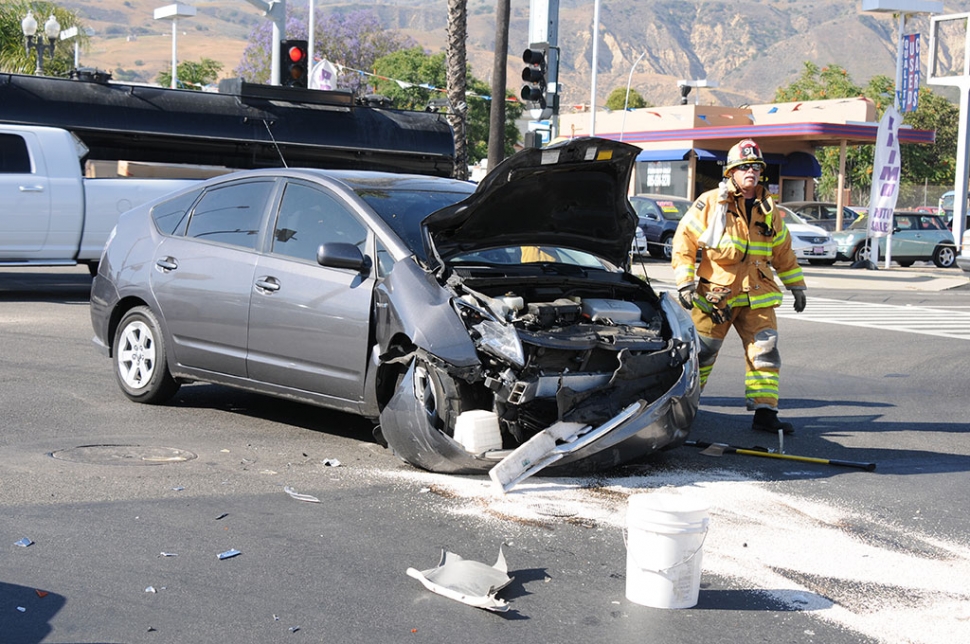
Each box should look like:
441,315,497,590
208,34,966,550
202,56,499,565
234,8,414,96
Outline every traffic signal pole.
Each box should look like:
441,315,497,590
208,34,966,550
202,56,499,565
244,0,287,86
528,0,560,140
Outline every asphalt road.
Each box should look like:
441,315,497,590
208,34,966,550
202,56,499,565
2,265,969,644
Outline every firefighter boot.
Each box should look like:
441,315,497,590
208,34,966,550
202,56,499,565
752,408,794,435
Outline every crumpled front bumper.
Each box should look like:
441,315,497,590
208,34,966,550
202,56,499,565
379,341,699,476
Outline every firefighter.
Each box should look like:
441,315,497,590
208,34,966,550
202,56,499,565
671,139,807,434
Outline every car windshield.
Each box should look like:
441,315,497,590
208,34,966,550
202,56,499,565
634,196,691,221
354,187,472,261
447,246,611,269
778,206,808,225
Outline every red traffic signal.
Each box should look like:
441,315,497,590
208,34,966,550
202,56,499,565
279,39,308,88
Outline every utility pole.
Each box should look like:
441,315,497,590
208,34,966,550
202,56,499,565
244,0,287,86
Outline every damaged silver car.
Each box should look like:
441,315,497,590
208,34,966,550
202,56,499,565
90,137,699,476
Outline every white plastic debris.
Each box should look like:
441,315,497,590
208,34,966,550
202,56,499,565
217,548,242,560
283,486,321,503
322,459,341,467
406,547,513,612
145,586,157,593
14,537,33,547
159,552,178,557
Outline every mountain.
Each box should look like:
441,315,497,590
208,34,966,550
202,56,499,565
59,0,970,110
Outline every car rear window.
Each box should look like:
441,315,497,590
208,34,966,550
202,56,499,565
151,189,202,236
186,180,274,250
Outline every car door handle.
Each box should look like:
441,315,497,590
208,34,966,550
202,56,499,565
255,276,281,292
155,257,178,272
19,185,44,192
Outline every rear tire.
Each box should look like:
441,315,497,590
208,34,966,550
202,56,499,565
933,244,956,268
113,306,180,404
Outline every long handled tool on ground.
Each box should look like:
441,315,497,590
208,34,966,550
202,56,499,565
685,440,877,471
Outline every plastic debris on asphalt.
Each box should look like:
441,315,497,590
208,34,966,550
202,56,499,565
283,486,321,503
159,552,178,557
14,537,33,547
215,513,229,520
145,586,157,593
406,547,513,612
217,548,242,560
322,459,341,467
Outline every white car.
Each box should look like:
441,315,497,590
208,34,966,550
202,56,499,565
957,228,970,272
778,205,838,265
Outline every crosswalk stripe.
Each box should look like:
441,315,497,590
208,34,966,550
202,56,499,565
776,296,970,341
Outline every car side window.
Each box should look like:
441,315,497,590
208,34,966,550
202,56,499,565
0,134,32,174
151,189,203,236
636,201,661,219
920,216,943,231
186,180,274,250
272,181,368,263
895,216,914,231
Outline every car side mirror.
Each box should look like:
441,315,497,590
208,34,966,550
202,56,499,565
317,242,372,274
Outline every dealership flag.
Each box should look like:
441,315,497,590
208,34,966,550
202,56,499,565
867,105,902,239
309,59,339,91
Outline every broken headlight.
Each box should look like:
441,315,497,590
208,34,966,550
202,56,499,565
472,319,525,368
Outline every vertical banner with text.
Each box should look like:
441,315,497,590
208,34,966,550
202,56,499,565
867,105,902,239
900,34,920,113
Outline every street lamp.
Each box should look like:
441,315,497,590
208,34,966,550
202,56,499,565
154,3,196,89
22,11,61,76
620,51,647,142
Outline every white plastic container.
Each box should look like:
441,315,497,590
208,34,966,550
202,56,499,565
625,493,709,609
453,410,503,453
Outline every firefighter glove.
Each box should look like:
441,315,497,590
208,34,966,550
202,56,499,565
792,289,807,313
710,303,732,325
677,283,696,310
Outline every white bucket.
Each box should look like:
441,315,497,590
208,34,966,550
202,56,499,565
625,493,709,609
453,410,503,453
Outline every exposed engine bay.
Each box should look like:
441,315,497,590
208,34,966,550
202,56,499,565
426,269,690,451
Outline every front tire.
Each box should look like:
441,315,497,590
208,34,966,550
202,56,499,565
853,242,873,264
933,244,956,268
113,306,180,404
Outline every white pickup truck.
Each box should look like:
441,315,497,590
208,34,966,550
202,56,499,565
1,124,199,274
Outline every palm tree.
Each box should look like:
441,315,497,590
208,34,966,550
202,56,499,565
446,0,469,180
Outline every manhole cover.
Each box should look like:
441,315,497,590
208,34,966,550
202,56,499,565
50,444,197,466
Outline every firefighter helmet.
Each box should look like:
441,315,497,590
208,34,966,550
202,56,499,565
724,139,765,176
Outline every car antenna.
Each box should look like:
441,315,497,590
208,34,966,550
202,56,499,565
262,119,288,168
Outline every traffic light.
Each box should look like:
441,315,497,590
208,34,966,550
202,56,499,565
521,45,548,109
280,39,308,88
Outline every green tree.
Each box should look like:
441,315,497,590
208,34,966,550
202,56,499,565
0,2,85,76
156,58,224,90
606,87,649,111
371,47,522,163
775,62,958,201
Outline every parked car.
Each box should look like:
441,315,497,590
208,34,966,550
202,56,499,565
958,227,970,273
777,205,837,265
832,211,957,268
89,137,700,476
782,201,863,232
629,194,693,259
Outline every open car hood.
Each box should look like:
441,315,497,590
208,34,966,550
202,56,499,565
423,137,641,267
